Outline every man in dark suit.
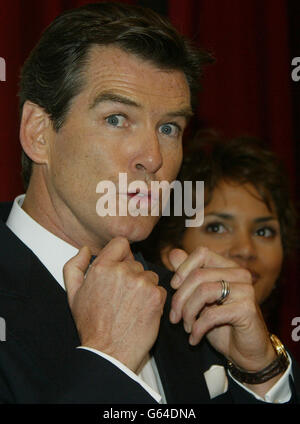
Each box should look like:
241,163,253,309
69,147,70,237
0,2,299,404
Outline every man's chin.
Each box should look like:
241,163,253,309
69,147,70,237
108,215,159,243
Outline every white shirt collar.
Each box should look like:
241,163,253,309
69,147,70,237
6,194,78,290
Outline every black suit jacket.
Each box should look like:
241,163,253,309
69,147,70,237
0,202,299,404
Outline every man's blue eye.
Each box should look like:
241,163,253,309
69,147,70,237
161,125,172,135
159,123,179,136
106,115,126,127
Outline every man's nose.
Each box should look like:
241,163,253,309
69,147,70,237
130,131,163,175
228,232,257,263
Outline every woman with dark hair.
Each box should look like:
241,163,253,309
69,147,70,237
137,134,298,333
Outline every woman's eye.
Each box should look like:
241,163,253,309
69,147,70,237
105,114,126,127
205,222,227,234
255,227,276,238
159,123,180,137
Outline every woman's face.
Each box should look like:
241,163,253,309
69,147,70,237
179,181,284,304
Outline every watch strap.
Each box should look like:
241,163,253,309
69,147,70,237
227,334,290,385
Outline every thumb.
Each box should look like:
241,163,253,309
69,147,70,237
63,246,91,304
168,248,188,271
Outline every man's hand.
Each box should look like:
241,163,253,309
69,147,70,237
63,237,166,373
168,247,280,395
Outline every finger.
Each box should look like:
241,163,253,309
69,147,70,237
181,281,232,332
112,259,145,275
170,267,251,323
188,285,256,345
129,261,145,274
141,270,160,286
157,286,167,314
170,246,240,289
189,303,234,345
168,248,188,271
63,246,91,303
94,236,134,265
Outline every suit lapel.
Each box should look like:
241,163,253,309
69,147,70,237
153,308,212,403
26,253,81,361
0,210,80,362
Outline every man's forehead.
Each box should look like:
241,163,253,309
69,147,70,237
85,44,183,75
83,45,191,106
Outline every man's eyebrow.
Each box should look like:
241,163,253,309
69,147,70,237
89,91,193,120
165,107,194,120
89,92,141,110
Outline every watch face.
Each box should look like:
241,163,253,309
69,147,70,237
270,334,289,364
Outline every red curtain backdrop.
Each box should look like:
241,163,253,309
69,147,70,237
169,0,295,182
0,0,299,361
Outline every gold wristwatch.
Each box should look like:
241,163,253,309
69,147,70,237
227,334,290,384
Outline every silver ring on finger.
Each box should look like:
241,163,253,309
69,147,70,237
217,280,230,305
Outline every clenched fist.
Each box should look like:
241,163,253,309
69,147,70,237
63,237,166,373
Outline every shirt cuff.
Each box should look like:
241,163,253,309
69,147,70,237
228,353,293,403
76,346,161,403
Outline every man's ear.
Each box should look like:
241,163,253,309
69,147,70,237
160,244,176,271
19,101,52,165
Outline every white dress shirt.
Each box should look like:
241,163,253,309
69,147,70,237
6,194,292,403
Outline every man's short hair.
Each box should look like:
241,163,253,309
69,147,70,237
19,2,212,189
